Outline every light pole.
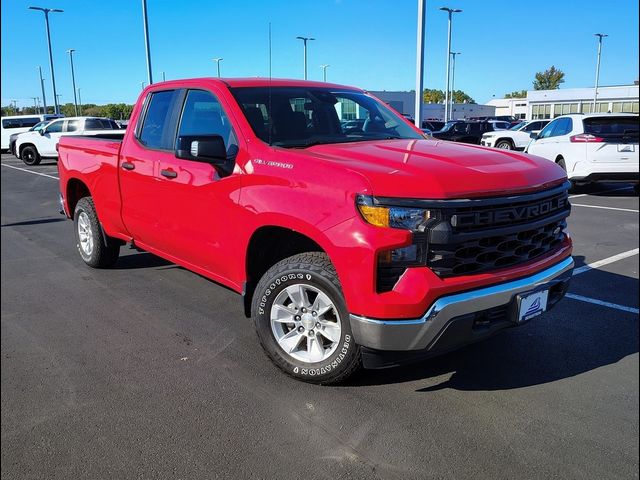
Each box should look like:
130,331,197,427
77,88,82,115
29,6,63,115
320,64,330,82
31,97,38,114
296,36,315,80
593,33,608,111
212,58,223,77
37,66,47,114
161,71,166,82
439,7,462,122
67,49,78,116
449,51,461,120
141,81,146,91
141,0,153,85
414,0,426,128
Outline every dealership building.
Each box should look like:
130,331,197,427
487,83,639,120
370,91,495,122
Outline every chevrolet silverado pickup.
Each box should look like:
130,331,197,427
58,78,574,384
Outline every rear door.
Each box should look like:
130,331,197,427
152,88,244,280
582,116,639,164
119,89,183,248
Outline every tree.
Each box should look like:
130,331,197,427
533,66,565,90
423,88,475,104
504,90,527,99
423,89,445,104
451,90,475,104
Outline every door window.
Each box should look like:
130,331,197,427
538,120,557,139
138,90,181,150
65,120,80,132
177,89,237,154
46,120,64,133
553,118,573,136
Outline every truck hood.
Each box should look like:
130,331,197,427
303,139,566,198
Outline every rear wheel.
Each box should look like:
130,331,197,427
20,146,41,166
556,157,581,192
495,139,514,150
251,252,361,385
74,197,120,268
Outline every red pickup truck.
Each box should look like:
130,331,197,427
58,78,574,384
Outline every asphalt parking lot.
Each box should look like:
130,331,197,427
1,153,638,480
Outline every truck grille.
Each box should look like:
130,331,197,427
426,183,571,277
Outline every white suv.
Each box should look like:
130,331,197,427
526,113,639,188
15,116,123,165
481,120,550,150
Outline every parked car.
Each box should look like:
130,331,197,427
1,114,62,151
57,77,573,384
422,120,445,131
8,120,50,156
481,119,550,150
431,120,503,144
526,113,639,190
401,113,415,123
487,120,512,131
15,116,123,165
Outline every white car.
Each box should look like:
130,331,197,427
1,114,62,151
526,113,639,189
15,116,124,165
481,120,550,150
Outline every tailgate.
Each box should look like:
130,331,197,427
583,116,639,163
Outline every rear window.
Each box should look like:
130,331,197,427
85,118,120,130
2,117,41,129
583,116,639,141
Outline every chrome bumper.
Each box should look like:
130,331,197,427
349,257,574,351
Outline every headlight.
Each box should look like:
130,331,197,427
356,195,431,232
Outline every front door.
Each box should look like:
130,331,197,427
37,118,65,156
153,88,244,282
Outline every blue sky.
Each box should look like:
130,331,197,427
2,0,638,108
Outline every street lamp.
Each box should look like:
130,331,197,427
37,66,47,113
593,33,608,111
31,97,38,114
449,51,461,119
414,0,426,128
67,49,78,116
141,0,153,85
212,58,223,78
29,6,63,115
296,36,315,80
320,64,330,82
439,7,462,122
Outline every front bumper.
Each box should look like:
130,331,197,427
349,256,574,352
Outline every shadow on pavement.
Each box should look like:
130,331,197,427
1,218,66,227
351,255,639,391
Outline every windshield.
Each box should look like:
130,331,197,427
30,121,47,132
509,122,525,131
230,86,422,147
438,121,460,133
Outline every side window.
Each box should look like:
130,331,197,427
523,123,536,132
177,89,237,154
138,90,181,150
555,118,573,136
65,120,79,132
46,120,64,133
538,120,557,139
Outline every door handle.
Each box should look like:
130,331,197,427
121,161,135,171
160,169,178,179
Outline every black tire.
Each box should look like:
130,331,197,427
251,252,361,385
73,197,120,268
556,157,580,192
495,139,514,150
20,145,41,166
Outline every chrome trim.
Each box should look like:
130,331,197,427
349,257,574,351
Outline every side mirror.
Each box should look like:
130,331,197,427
529,131,539,139
175,134,227,164
39,129,45,136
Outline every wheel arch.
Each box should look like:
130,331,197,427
66,177,91,218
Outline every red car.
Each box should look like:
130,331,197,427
57,77,574,384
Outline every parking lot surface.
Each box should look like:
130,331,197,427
1,153,638,479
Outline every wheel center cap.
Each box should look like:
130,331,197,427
301,313,315,330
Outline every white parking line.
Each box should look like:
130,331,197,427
1,163,58,180
571,203,639,213
565,293,639,315
569,185,634,199
573,248,639,276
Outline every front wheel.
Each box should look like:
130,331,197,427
73,197,120,268
495,139,514,150
21,146,41,166
251,252,361,384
